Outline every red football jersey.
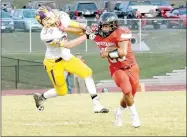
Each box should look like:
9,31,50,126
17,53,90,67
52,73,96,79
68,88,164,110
94,27,137,69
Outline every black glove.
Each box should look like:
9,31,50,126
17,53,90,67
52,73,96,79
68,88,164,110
86,33,96,40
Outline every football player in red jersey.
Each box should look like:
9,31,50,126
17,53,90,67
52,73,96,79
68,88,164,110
92,12,140,127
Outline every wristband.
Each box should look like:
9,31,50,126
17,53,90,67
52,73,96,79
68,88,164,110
86,34,89,39
86,34,96,40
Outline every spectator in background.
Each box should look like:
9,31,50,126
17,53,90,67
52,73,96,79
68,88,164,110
76,53,85,63
69,12,76,20
74,53,87,93
11,6,16,17
2,4,8,12
66,72,72,94
38,4,41,8
27,0,32,9
171,4,175,7
76,12,86,23
133,9,146,29
95,13,100,22
6,5,12,14
179,5,184,8
103,9,107,13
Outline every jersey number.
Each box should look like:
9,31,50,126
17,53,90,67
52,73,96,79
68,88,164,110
43,28,54,35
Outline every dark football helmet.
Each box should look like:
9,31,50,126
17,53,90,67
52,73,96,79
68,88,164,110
98,12,118,38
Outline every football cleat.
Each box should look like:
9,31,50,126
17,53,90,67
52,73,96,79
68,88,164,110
92,96,109,113
94,105,109,113
114,109,123,126
33,93,44,111
131,113,140,128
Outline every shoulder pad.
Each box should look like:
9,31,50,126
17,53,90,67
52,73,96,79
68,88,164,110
118,27,131,34
115,27,132,41
58,11,70,28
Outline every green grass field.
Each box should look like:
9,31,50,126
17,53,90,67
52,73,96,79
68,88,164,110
2,91,186,136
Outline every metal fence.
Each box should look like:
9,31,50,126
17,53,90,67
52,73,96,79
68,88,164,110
1,18,186,53
1,56,47,89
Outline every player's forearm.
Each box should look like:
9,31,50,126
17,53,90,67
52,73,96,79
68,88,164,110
105,42,128,59
69,20,86,30
63,27,85,36
118,48,127,57
118,41,128,57
62,34,87,48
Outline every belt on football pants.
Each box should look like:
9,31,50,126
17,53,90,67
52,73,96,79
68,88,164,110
120,64,134,70
55,57,63,63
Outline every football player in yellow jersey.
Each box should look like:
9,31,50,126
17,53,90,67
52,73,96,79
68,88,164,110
33,6,109,113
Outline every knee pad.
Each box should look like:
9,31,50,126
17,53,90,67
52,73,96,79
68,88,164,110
55,85,68,96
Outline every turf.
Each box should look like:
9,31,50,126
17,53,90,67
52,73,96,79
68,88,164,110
2,91,186,136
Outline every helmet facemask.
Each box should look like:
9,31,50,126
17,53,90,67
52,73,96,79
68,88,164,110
42,11,60,28
99,21,118,38
36,6,60,28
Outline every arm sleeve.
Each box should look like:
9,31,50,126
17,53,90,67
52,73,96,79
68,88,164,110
58,11,71,28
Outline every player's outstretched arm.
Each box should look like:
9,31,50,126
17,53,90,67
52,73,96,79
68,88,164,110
69,20,86,30
57,11,86,35
63,27,85,36
60,21,86,36
46,34,87,49
62,28,95,48
63,34,87,48
46,27,94,49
